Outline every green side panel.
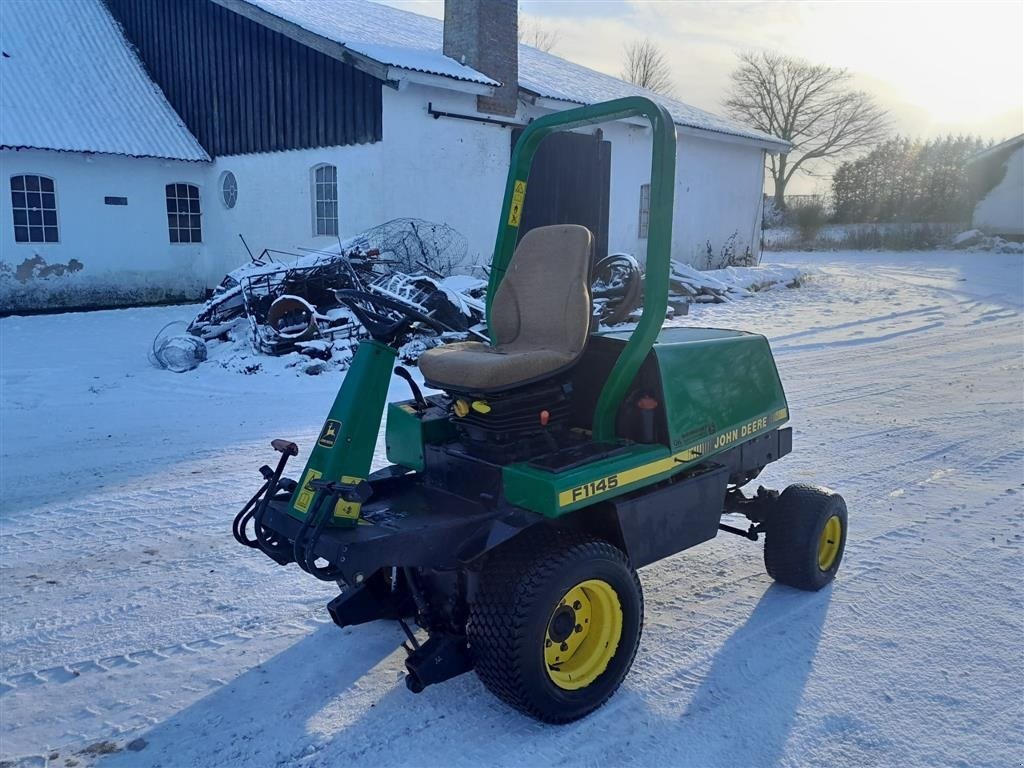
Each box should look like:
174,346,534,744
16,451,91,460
287,340,397,527
503,443,669,518
503,328,789,518
385,399,457,472
647,328,789,453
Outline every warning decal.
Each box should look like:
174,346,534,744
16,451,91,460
508,180,527,227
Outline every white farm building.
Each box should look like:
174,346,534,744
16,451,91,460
969,134,1024,240
0,0,788,312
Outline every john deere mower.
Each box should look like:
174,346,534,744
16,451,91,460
233,96,847,723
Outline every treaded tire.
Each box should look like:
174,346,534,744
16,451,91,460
764,484,847,591
467,528,643,723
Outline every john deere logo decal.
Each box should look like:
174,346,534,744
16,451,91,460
318,419,341,448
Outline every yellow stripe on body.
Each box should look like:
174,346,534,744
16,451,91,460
556,408,784,508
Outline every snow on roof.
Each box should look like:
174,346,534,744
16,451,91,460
969,134,1024,164
517,46,788,150
241,0,788,150
0,0,208,161
245,0,498,85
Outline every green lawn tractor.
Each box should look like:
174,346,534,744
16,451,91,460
232,96,847,723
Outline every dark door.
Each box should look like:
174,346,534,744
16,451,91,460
511,128,611,261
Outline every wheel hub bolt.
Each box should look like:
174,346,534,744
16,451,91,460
560,642,569,652
545,639,552,648
575,624,583,633
572,600,582,610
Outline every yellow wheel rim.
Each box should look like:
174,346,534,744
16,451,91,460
818,515,842,571
544,579,623,690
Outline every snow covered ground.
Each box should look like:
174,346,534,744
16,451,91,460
1,250,1022,767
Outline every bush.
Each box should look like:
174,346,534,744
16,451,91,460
795,204,828,244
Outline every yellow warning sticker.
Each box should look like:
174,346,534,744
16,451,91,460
333,475,365,521
294,468,322,513
508,180,527,227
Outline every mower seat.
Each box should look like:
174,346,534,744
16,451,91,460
419,224,593,393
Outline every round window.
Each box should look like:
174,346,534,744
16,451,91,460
220,171,237,209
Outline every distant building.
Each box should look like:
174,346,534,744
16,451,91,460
969,134,1024,240
0,0,788,312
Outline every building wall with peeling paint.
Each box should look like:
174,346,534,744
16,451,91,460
204,84,768,284
1,86,768,313
0,149,210,312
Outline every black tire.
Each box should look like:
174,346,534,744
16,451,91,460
764,484,847,591
467,529,643,724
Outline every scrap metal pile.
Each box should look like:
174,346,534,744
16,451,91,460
154,219,489,372
590,253,759,325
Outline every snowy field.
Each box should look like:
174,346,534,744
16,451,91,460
1,250,1022,767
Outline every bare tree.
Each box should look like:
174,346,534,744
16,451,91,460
621,39,674,95
518,18,560,53
725,51,889,208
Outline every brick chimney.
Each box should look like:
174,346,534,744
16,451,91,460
443,0,518,117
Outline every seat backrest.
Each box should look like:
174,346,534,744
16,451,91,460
490,224,593,354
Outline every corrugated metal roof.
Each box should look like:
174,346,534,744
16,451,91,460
518,46,790,151
247,0,499,85
0,0,209,161
241,0,789,150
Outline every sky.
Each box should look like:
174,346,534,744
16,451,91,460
381,0,1024,194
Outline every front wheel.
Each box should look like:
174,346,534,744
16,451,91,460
468,530,643,723
764,484,848,591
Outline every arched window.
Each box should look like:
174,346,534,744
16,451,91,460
165,183,202,243
10,174,58,243
312,164,338,236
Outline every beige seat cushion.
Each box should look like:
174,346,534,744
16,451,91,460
418,342,577,392
419,224,593,392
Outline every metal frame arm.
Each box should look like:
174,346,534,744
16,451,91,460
486,96,677,441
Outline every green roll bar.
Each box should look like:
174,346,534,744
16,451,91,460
485,96,677,442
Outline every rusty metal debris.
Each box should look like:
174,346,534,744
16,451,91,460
175,219,487,367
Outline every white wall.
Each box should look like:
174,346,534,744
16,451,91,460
1,86,771,311
0,148,209,310
206,85,514,277
973,145,1024,237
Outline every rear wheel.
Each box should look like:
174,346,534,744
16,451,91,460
764,484,847,591
468,530,643,723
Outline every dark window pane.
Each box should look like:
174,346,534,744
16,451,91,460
11,176,25,191
192,229,202,243
327,220,337,236
40,177,54,192
41,192,55,210
188,185,199,199
169,229,179,243
27,192,41,210
166,198,177,213
44,226,58,242
27,209,42,225
168,214,179,229
11,191,25,207
188,197,200,213
25,175,40,191
12,209,26,225
190,214,201,229
14,225,28,242
29,225,43,241
43,210,56,226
